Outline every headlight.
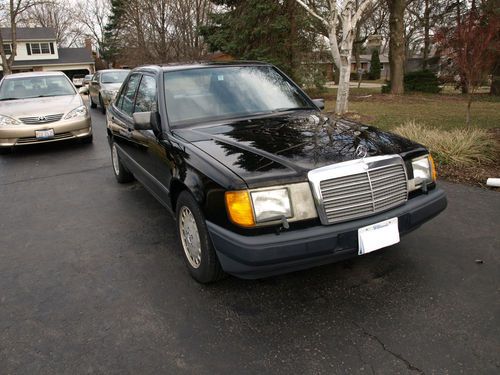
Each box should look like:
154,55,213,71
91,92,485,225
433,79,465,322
64,105,88,120
0,114,21,126
225,184,316,227
410,154,437,190
250,188,292,222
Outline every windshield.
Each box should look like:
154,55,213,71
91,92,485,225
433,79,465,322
163,66,312,126
0,75,76,101
101,71,129,84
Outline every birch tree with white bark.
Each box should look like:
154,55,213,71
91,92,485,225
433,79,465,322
295,0,377,114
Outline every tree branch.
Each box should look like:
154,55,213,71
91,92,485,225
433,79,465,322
295,0,328,27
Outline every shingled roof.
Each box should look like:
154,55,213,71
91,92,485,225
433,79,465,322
1,27,56,41
12,48,94,67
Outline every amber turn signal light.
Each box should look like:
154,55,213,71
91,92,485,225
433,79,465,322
225,190,255,227
429,154,437,181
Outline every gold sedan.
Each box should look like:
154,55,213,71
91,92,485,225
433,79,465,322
0,71,92,152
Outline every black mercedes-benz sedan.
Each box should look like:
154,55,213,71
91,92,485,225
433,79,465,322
106,62,447,283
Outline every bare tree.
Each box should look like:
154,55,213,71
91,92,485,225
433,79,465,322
22,0,83,47
296,0,377,114
353,1,388,83
406,0,458,68
386,0,405,94
435,1,500,125
79,0,110,59
0,0,44,75
104,0,213,66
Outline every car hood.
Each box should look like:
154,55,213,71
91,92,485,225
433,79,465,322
0,95,83,118
174,111,426,187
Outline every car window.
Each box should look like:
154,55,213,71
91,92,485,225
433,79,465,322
101,71,129,84
116,74,141,116
134,75,157,113
163,66,311,126
0,75,76,100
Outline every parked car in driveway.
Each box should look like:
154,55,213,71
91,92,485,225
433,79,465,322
89,69,130,114
106,62,447,283
72,74,85,87
0,71,92,152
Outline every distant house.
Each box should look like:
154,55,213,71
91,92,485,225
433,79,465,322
351,54,390,79
350,54,435,80
0,27,95,79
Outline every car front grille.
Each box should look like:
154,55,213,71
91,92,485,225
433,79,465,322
308,155,408,225
19,113,64,125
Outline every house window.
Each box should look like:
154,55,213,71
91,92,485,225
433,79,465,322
380,64,385,71
29,42,53,55
31,43,41,54
3,44,12,55
40,43,50,54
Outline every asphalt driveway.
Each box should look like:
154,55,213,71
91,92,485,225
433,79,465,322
0,109,499,374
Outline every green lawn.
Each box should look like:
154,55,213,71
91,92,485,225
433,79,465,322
309,88,500,131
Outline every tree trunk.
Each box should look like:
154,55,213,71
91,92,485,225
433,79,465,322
387,0,405,94
491,61,500,95
333,63,340,85
287,0,298,80
466,93,472,126
336,56,352,114
355,0,362,88
422,0,430,70
335,9,355,115
0,45,11,75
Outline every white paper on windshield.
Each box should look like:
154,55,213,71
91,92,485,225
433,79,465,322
358,217,400,255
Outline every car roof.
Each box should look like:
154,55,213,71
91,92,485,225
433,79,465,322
97,69,131,73
2,71,67,79
134,61,272,74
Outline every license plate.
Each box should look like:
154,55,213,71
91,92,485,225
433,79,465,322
35,129,55,139
358,217,400,255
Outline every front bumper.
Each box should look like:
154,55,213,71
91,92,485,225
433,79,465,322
207,188,447,279
0,117,92,147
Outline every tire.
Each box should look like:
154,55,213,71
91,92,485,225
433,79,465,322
99,95,106,114
176,191,225,283
110,141,134,183
90,95,97,108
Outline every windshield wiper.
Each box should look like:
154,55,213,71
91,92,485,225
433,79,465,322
0,97,20,101
272,107,314,113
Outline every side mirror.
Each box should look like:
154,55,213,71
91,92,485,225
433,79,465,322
132,111,152,130
78,87,88,95
312,98,325,110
